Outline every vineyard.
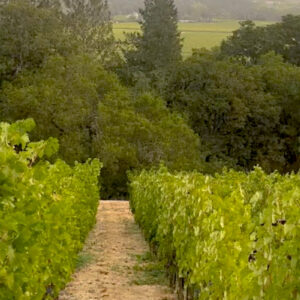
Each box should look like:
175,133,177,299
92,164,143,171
0,1,299,298
0,120,101,299
1,120,299,299
130,167,300,299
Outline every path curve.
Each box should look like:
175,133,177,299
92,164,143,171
59,201,175,300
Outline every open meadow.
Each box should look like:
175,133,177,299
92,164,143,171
113,20,272,57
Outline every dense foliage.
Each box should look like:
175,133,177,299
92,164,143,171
163,51,300,174
221,15,300,66
1,54,117,164
121,0,182,85
0,0,116,83
0,1,202,198
0,0,299,196
118,5,299,178
1,0,300,297
0,119,101,299
0,53,202,198
0,1,73,83
56,0,117,66
130,167,300,299
97,90,202,197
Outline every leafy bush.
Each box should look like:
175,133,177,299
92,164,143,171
0,119,101,299
130,167,300,299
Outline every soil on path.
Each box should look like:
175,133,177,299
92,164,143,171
59,201,175,300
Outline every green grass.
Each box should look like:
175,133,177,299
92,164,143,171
113,20,272,57
76,252,94,270
131,252,168,286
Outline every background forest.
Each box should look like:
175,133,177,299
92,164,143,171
0,0,299,199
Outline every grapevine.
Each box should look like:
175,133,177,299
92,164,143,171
0,119,101,299
130,167,300,299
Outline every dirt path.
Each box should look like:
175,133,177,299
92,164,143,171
59,201,175,300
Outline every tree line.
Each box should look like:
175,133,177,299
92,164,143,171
108,0,300,21
0,0,299,198
118,0,300,175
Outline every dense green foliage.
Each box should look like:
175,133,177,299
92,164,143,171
122,0,182,84
163,51,300,173
0,1,73,83
0,1,299,195
1,54,117,163
1,0,300,297
118,14,299,177
130,167,300,299
0,1,202,198
0,54,201,198
0,0,116,83
221,15,300,66
0,119,101,299
57,0,117,66
97,91,201,197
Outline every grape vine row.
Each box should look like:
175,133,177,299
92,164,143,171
0,119,101,299
130,167,300,299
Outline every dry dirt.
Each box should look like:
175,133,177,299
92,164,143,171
59,201,176,300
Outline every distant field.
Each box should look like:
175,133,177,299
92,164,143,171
113,20,272,57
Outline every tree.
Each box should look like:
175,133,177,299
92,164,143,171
60,0,117,65
0,0,117,71
220,20,268,64
163,50,300,174
0,0,201,198
221,15,300,66
1,54,105,163
0,0,74,83
0,53,202,198
125,0,182,74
